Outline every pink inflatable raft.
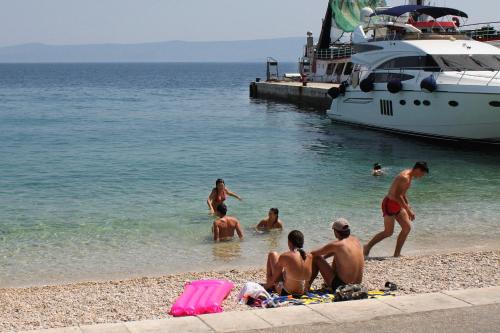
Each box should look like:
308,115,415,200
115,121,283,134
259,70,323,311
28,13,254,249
170,279,234,317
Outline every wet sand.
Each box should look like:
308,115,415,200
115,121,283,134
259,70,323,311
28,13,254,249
1,250,499,332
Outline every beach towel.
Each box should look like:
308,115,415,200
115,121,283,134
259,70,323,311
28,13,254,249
258,289,395,308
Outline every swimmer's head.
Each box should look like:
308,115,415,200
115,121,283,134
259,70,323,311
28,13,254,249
216,203,227,217
412,161,429,178
269,208,279,220
373,163,382,170
215,178,225,190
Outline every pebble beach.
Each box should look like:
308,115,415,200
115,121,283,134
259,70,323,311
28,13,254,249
1,250,498,332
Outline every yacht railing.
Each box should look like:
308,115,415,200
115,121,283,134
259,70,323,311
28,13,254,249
456,70,500,86
371,31,468,42
314,46,353,60
370,22,500,42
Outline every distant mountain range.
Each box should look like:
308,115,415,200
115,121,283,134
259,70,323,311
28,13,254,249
0,37,305,63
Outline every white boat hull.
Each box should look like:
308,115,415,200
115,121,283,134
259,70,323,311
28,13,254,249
487,40,500,48
328,90,500,143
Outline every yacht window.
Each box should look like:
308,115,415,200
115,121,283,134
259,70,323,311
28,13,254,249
377,56,440,72
432,54,500,71
326,63,335,75
335,63,346,76
344,62,354,75
367,73,415,83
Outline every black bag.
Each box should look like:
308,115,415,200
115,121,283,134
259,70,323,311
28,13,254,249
334,284,368,302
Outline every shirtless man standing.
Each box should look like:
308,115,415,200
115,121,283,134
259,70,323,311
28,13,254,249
264,230,313,296
309,218,364,291
364,161,429,257
256,208,283,231
213,203,244,242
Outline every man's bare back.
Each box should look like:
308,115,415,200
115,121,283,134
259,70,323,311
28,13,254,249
212,203,243,242
329,236,364,284
310,219,364,290
213,216,243,241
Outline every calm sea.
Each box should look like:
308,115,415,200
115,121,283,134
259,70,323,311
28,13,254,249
0,63,499,287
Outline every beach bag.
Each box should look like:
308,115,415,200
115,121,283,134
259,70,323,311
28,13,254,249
334,284,368,302
238,282,271,305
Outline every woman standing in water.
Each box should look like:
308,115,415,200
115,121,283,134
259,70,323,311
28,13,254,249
207,179,242,214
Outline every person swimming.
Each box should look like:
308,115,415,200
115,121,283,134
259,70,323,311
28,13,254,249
256,208,283,231
264,230,313,296
372,163,384,176
207,178,242,215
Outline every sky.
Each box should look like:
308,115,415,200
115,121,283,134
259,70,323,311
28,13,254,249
0,0,497,47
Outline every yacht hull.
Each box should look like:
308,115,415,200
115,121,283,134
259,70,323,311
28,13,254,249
328,90,500,143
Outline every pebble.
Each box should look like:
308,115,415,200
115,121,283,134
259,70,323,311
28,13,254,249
0,250,498,332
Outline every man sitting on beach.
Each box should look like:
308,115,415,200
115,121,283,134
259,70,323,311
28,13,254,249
256,208,283,231
264,230,313,296
213,203,243,242
309,218,364,291
364,161,429,257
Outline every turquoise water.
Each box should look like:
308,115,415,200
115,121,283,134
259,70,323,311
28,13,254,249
0,63,499,287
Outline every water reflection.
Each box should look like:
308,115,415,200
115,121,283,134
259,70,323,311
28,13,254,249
212,240,242,262
253,228,283,250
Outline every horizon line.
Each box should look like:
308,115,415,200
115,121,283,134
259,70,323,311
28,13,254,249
0,36,307,49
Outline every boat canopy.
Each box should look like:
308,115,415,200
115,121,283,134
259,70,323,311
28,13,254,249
318,0,385,49
371,5,468,19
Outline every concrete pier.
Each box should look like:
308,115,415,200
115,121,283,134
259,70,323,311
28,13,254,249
249,81,337,111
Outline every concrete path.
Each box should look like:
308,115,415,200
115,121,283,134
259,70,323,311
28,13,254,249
18,286,500,333
246,304,500,333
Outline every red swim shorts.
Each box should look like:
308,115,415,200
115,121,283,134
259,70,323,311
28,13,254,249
381,196,401,217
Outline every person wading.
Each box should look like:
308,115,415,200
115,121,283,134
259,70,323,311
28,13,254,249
364,161,429,257
207,178,242,215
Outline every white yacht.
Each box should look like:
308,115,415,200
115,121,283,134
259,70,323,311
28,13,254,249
327,5,500,143
296,0,385,83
